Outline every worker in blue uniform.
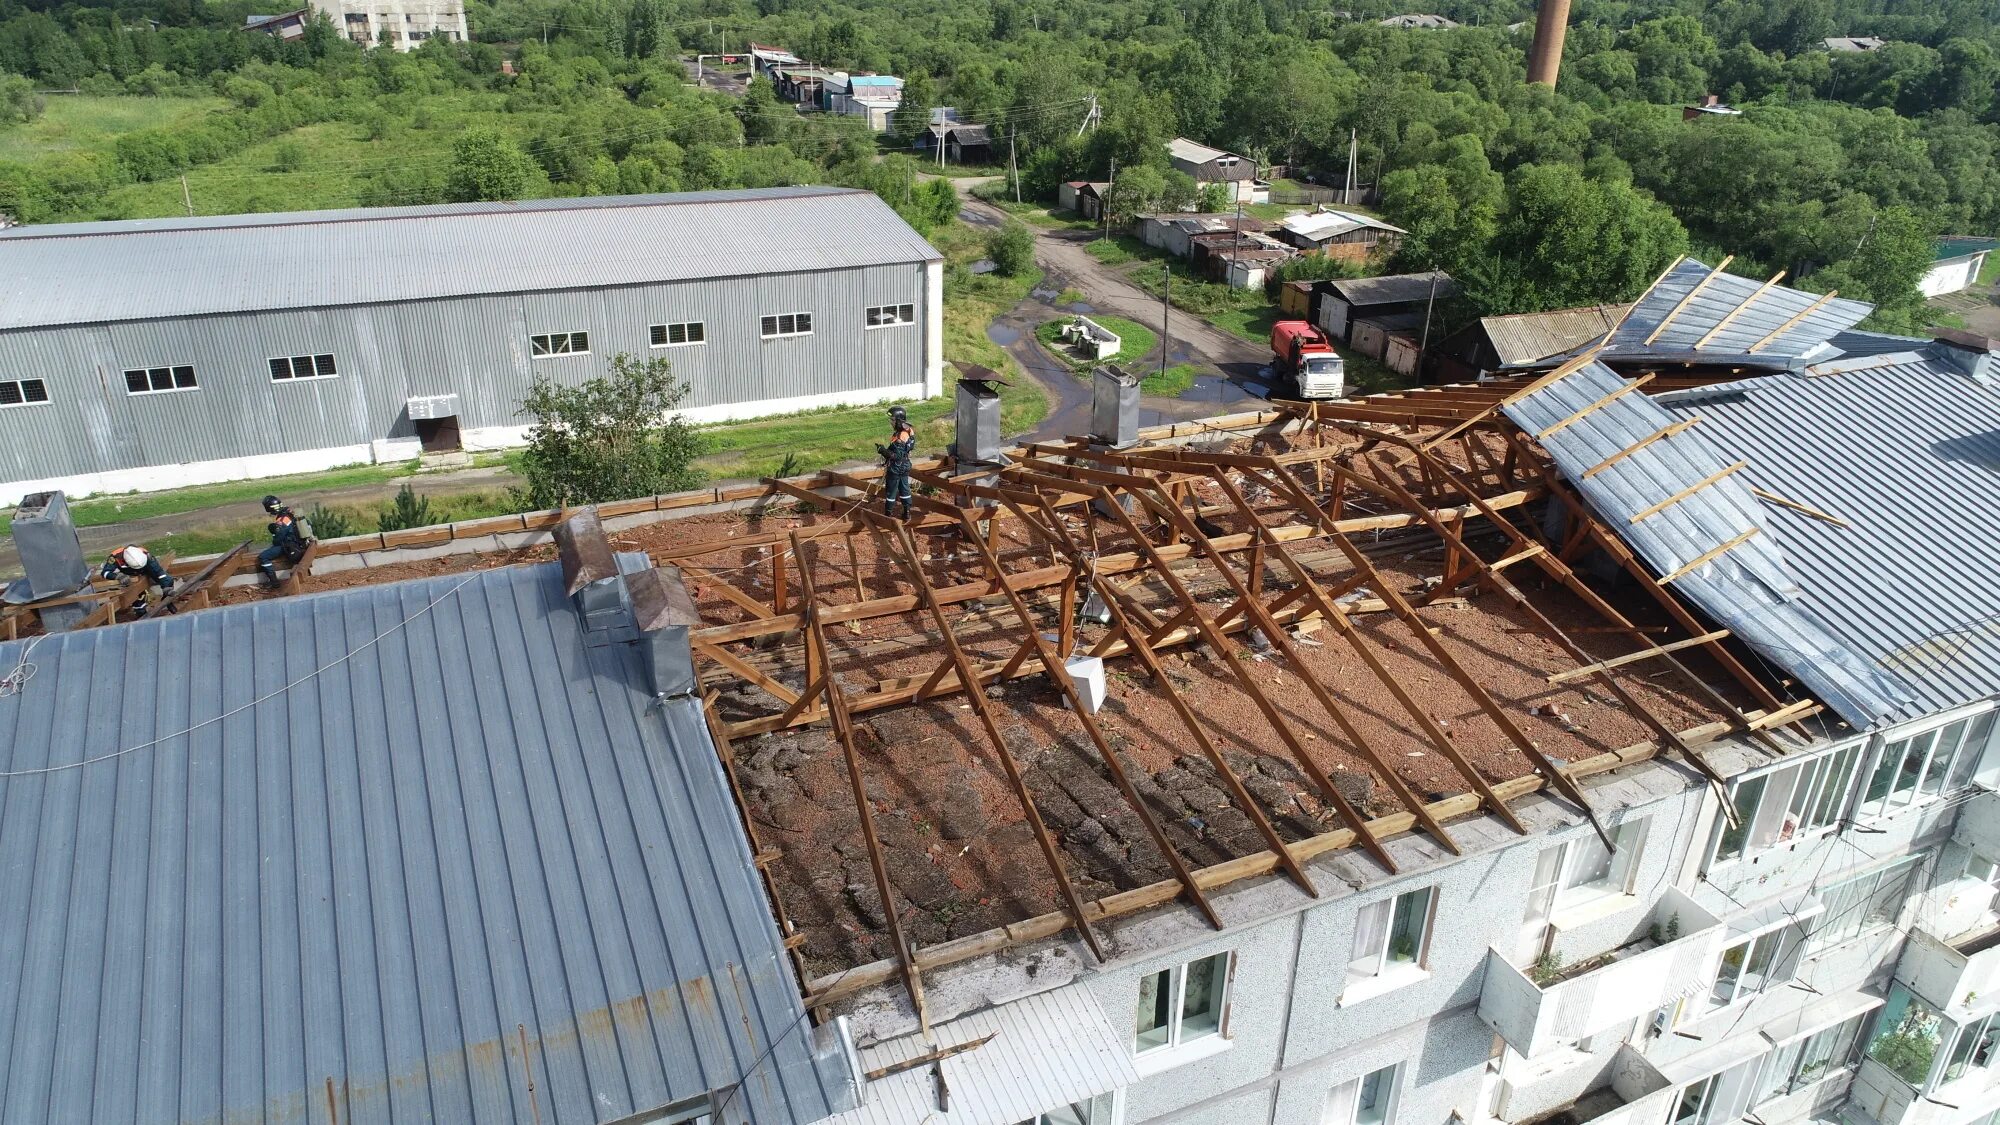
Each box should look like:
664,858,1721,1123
876,410,916,521
257,494,310,585
101,544,176,616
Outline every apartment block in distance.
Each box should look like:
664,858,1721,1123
314,0,468,48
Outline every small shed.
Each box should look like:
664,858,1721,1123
1279,280,1315,318
1431,303,1630,383
926,122,992,164
1317,271,1455,341
1350,311,1425,361
1059,181,1111,220
1922,237,1998,298
1136,214,1272,259
1277,208,1408,262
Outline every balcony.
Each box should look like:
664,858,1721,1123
1480,889,1725,1059
1897,906,2000,1016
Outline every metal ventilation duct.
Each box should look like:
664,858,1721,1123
7,490,94,630
1092,365,1142,448
954,364,1008,467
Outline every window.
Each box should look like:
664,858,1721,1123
1134,951,1229,1055
1868,985,1946,1089
1969,854,2000,891
1349,886,1434,990
0,378,49,407
1672,1075,1715,1125
1530,820,1648,920
268,353,337,381
1708,742,1864,866
1752,1014,1866,1103
123,365,198,394
866,303,916,328
530,331,589,357
1857,713,1993,821
1015,1093,1118,1125
1322,1064,1400,1125
1810,855,1923,950
650,321,706,347
1710,927,1794,1009
1674,1058,1763,1125
1940,1011,2000,1086
760,312,812,338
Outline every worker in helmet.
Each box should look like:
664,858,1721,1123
257,494,310,586
875,416,916,521
101,544,176,617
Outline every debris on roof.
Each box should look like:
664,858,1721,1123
1477,305,1631,367
1600,256,1873,367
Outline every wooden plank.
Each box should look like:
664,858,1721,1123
1546,630,1732,685
1751,487,1851,529
1536,374,1655,438
1658,528,1761,584
1643,255,1733,346
1628,462,1748,523
1582,419,1701,479
864,1034,996,1081
1694,270,1786,349
1746,699,1821,730
680,561,776,621
279,539,320,597
1747,290,1838,354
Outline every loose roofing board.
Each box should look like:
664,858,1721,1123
0,561,851,1124
0,186,943,330
1651,350,2000,726
1602,257,1873,366
820,984,1138,1125
1479,305,1630,367
1501,360,1914,727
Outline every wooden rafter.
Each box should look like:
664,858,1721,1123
1658,528,1761,583
1537,374,1656,438
1628,462,1749,523
1747,289,1838,354
1643,255,1733,346
1694,270,1786,349
1582,419,1701,479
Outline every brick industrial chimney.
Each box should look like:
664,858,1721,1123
1526,0,1570,86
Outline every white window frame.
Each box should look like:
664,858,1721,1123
866,303,917,329
530,331,590,357
123,365,199,395
0,377,51,408
1809,854,1924,951
1322,1063,1401,1125
1856,708,1996,823
1550,819,1648,914
1132,950,1231,1061
1345,886,1435,1002
268,353,337,382
1707,739,1866,869
1709,926,1796,1011
1751,1013,1866,1104
650,321,707,348
760,312,813,338
1016,1091,1121,1125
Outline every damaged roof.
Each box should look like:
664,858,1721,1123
0,561,852,1124
1601,257,1874,368
1477,304,1630,367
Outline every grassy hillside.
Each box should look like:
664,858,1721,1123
0,95,228,163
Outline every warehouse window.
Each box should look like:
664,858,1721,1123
531,331,589,357
123,365,198,394
866,304,916,328
760,312,813,338
0,378,50,407
650,322,706,347
269,354,337,381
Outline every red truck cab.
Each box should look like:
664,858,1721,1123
1270,320,1345,399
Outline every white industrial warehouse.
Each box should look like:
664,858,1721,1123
0,186,945,504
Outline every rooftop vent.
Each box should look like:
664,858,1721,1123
1091,365,1142,449
553,507,629,637
627,566,702,698
953,361,1009,468
6,491,95,631
1929,328,1998,383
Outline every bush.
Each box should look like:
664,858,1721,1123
513,352,702,509
376,483,437,532
305,503,355,540
986,221,1035,277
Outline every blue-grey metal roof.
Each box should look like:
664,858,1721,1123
0,561,853,1124
1601,257,1874,368
1502,361,1916,727
0,187,942,330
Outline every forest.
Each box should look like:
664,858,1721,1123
1,0,1998,330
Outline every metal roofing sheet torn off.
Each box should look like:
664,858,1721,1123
821,984,1139,1125
0,560,853,1124
1604,257,1873,366
0,187,942,330
1501,361,1913,727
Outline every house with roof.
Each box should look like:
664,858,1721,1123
242,8,310,41
921,122,992,164
0,187,945,505
1379,13,1459,28
1313,270,1455,340
1275,208,1408,262
1059,180,1112,220
749,41,803,76
1922,236,1998,297
1430,303,1631,383
1135,212,1275,259
824,74,903,131
1824,35,1889,51
1167,137,1268,203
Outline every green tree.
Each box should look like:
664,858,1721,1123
515,353,702,509
376,483,437,533
0,72,42,124
1105,164,1167,222
1476,163,1689,314
446,127,536,202
986,221,1035,276
894,71,938,145
1160,170,1199,212
1197,182,1231,212
737,77,786,145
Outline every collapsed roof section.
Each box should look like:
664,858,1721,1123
1596,256,1875,370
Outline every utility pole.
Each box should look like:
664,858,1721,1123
1010,126,1020,204
1161,264,1171,381
1344,127,1357,204
179,175,193,217
1103,157,1114,243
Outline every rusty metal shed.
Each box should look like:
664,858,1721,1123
0,559,855,1124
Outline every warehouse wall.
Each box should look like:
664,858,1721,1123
0,261,938,503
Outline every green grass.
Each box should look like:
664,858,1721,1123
1034,314,1159,370
1981,251,2000,286
0,95,227,162
1244,202,1302,221
1142,363,1198,396
1335,344,1410,395
1085,234,1159,266
0,461,419,537
1209,303,1283,345
1056,287,1085,304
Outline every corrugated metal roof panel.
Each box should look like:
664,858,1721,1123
0,561,851,1124
1501,361,1913,727
822,984,1138,1125
1606,258,1873,364
1481,305,1629,366
0,187,942,329
1327,271,1455,307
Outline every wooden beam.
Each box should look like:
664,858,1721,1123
864,1034,996,1082
1629,462,1748,523
1643,255,1733,346
1546,630,1732,685
1750,487,1851,529
1582,419,1701,479
1747,290,1838,354
1537,374,1656,438
1746,699,1821,730
1658,528,1761,584
680,561,777,621
1694,271,1787,349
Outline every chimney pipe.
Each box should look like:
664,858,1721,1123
6,491,96,631
1091,365,1142,449
951,362,1008,468
1526,0,1570,86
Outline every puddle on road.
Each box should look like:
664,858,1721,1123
987,323,1022,347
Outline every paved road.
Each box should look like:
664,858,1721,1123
1931,283,2000,339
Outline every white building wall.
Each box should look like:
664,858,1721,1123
310,0,467,49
